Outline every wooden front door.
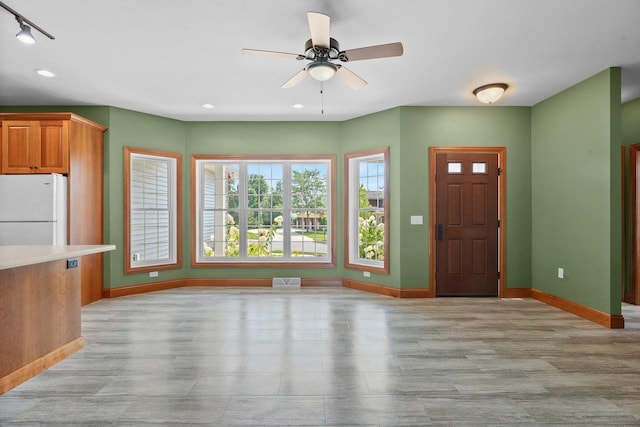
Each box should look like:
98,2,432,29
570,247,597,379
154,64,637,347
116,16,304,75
435,151,499,296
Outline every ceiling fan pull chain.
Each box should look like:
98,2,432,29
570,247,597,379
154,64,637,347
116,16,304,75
321,80,324,115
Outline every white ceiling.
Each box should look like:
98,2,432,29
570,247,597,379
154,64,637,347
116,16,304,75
1,0,640,122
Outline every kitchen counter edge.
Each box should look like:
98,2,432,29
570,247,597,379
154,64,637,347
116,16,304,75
0,245,116,270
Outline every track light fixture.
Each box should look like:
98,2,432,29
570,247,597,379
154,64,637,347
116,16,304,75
15,19,35,44
0,1,55,44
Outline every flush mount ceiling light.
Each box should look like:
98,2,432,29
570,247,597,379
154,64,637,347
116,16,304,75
0,1,55,44
202,103,215,109
473,83,508,104
305,61,338,82
292,104,304,109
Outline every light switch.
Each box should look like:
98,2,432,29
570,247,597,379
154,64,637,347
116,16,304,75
410,215,423,225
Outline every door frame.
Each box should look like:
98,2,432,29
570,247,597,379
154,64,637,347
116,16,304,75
629,143,640,304
428,147,507,297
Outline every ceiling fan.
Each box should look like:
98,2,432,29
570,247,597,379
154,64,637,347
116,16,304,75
241,11,403,90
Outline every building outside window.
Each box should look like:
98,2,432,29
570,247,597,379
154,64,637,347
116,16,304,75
124,147,182,273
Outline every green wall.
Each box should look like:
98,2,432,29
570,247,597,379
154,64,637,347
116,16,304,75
399,106,533,289
340,109,402,287
531,68,621,314
99,106,533,291
104,108,188,287
185,120,344,280
1,69,629,318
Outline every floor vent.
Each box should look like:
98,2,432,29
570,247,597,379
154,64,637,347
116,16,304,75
272,277,301,288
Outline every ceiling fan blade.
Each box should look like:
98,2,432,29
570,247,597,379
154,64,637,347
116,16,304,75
335,66,367,90
241,48,302,60
281,69,308,88
307,11,330,48
342,42,404,62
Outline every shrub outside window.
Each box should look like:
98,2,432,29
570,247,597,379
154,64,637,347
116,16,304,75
345,147,389,274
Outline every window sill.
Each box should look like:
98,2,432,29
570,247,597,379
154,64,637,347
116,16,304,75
345,262,389,275
191,260,336,268
124,262,182,275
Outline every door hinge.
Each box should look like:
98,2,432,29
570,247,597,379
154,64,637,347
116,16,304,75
498,271,501,279
497,219,500,228
497,167,501,176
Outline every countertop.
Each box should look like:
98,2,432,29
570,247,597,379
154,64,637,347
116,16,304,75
0,245,116,270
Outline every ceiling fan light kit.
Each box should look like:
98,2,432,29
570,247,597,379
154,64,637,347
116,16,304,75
306,61,337,82
473,83,509,104
242,11,404,90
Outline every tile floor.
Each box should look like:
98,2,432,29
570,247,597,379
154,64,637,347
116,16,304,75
1,287,640,426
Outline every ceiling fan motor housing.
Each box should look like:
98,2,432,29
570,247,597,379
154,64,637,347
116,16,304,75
304,38,343,61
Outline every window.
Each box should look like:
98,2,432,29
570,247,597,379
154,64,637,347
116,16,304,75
448,162,462,173
472,162,487,174
124,147,182,273
193,155,335,265
345,147,389,274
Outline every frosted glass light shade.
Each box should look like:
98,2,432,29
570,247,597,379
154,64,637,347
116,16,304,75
306,62,337,82
473,83,508,104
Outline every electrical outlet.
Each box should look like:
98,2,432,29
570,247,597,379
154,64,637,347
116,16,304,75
558,268,564,279
66,258,78,269
149,271,159,278
363,271,371,278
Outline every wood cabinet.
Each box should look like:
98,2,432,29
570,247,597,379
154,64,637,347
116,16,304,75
0,258,82,395
0,245,115,395
0,113,107,305
1,120,69,174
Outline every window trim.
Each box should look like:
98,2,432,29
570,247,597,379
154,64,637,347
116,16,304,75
191,154,336,268
124,147,182,274
344,147,390,274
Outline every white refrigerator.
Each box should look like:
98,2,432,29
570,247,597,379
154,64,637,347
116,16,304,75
0,174,68,245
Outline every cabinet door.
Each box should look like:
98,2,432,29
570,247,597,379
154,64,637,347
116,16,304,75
38,121,69,173
1,121,39,173
0,120,69,174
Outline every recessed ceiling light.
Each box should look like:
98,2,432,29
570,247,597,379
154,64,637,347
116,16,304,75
292,104,304,109
202,103,215,109
34,69,55,77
